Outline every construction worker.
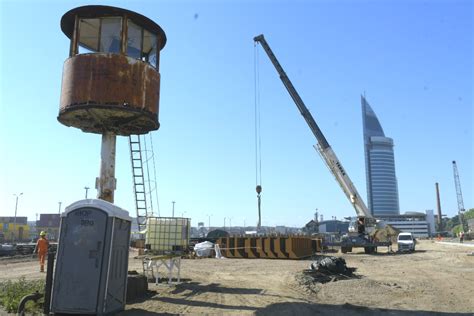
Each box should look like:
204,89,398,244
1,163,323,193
33,231,49,272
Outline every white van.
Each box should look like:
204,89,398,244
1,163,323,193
397,232,416,252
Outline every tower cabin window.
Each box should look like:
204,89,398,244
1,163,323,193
76,17,158,69
78,17,122,54
127,20,142,59
127,19,158,68
143,29,158,68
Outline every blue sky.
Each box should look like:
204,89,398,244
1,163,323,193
0,0,472,228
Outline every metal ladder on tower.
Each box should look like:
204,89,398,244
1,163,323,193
129,135,148,232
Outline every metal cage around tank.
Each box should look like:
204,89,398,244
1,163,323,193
145,217,191,255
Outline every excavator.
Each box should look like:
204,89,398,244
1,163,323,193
254,34,390,254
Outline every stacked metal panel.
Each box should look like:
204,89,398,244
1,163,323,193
217,236,321,259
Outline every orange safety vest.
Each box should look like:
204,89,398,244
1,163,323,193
37,238,49,253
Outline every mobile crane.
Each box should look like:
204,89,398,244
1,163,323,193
452,161,468,233
254,34,389,253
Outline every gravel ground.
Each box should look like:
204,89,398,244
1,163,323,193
1,240,473,315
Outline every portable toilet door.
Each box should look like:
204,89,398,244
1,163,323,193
51,206,108,313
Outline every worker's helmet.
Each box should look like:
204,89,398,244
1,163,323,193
40,231,47,236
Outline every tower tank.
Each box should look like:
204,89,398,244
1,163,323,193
58,5,167,135
58,5,166,203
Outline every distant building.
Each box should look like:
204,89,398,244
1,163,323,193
362,96,400,216
0,216,30,242
36,214,60,241
318,220,349,234
275,226,287,234
425,210,436,236
302,220,319,235
378,211,434,238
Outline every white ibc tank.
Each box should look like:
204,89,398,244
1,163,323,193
145,217,190,254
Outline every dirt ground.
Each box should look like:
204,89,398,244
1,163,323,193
1,240,473,315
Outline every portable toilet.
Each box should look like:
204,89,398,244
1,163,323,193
51,199,132,315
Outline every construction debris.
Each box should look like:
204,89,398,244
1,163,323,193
193,241,214,257
302,256,359,284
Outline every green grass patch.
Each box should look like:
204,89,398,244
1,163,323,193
0,277,45,313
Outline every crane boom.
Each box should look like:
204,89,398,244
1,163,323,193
254,34,373,220
452,160,467,231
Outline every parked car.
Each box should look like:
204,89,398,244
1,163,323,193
397,232,416,252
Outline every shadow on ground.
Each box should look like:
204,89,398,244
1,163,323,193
120,281,471,315
118,309,172,315
255,302,473,316
170,282,262,296
152,296,257,311
120,301,472,315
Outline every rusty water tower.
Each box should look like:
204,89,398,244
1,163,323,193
58,5,166,202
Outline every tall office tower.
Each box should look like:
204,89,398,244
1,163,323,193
361,95,400,216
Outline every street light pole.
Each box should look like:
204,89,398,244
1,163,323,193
224,217,226,231
13,192,23,243
84,186,90,199
207,214,212,230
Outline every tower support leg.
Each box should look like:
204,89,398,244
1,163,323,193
96,132,117,203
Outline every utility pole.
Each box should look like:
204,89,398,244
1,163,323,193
207,214,212,230
435,183,443,232
13,192,23,243
58,201,62,215
84,186,90,199
172,201,175,217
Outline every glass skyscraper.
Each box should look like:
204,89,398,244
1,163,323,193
361,96,400,216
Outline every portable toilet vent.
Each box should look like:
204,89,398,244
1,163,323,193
51,199,132,315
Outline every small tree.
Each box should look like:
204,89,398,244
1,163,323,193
452,225,463,236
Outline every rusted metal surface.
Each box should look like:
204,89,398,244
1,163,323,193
58,53,161,136
96,132,117,203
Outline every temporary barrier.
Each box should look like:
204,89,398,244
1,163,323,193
255,237,266,258
245,238,259,258
216,236,320,259
234,237,247,258
286,237,312,259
